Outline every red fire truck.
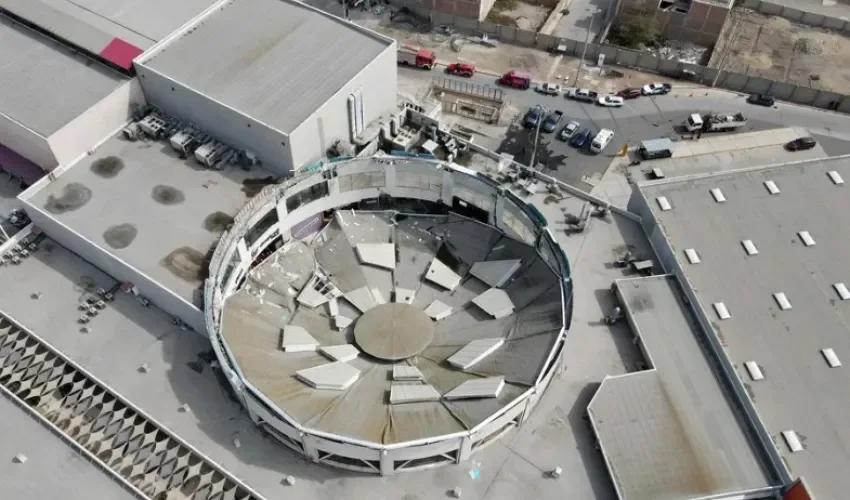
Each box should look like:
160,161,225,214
397,45,436,70
498,70,532,90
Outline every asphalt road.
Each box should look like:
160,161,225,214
401,67,850,186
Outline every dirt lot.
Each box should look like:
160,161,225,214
357,13,665,90
486,0,552,31
710,8,850,93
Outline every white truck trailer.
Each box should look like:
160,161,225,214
684,112,747,132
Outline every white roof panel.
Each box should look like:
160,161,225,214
392,365,424,381
798,231,816,247
744,361,764,381
782,430,804,453
395,287,416,304
742,239,759,256
710,188,727,203
469,259,522,288
656,196,672,211
448,338,505,370
444,377,505,400
828,170,845,185
425,258,462,290
471,288,515,319
833,283,850,301
713,302,731,320
822,348,842,368
335,315,353,330
424,300,453,321
280,325,318,352
764,180,780,195
319,344,360,362
684,248,701,264
389,383,441,404
356,243,396,270
344,286,377,313
773,292,792,310
295,362,360,390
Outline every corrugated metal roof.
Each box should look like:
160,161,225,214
0,16,125,136
142,0,391,133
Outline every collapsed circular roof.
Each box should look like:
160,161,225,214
209,158,570,457
220,209,565,447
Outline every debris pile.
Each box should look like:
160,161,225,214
642,40,708,64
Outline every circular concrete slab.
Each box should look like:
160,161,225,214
354,303,435,361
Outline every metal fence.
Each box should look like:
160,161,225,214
432,77,504,102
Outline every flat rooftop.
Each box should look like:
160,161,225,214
0,15,125,136
0,196,648,500
222,210,564,444
0,395,137,500
588,276,772,500
141,0,391,133
1,0,222,46
24,133,277,307
638,156,850,500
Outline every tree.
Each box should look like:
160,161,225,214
609,14,661,49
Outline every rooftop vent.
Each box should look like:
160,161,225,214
656,196,672,211
741,240,758,256
781,430,803,453
822,348,842,368
833,283,850,301
744,361,764,381
763,180,780,195
827,170,844,185
798,231,816,247
684,248,701,264
713,302,731,320
710,188,726,203
773,292,792,310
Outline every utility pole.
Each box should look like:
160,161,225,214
572,10,598,87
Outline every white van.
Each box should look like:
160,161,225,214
590,129,614,154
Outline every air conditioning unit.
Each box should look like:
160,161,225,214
195,141,228,168
170,130,197,156
139,114,167,138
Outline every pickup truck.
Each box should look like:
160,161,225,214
565,88,598,102
542,111,563,133
536,82,562,96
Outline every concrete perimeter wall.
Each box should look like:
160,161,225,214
739,0,850,35
389,1,850,114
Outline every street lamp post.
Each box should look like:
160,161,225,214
572,9,599,87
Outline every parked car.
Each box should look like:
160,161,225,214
558,120,580,141
642,83,672,95
747,93,775,106
785,136,817,151
565,88,598,102
523,105,545,128
542,111,564,133
617,88,642,99
597,95,624,107
570,128,593,148
536,82,563,96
